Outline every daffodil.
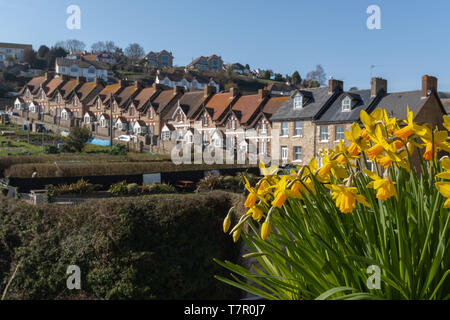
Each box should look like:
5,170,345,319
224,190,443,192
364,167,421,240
417,128,450,161
261,221,272,241
316,150,348,182
383,109,399,135
360,108,384,138
363,169,398,201
344,123,369,156
443,115,450,132
259,160,279,176
247,206,264,222
325,184,370,214
394,106,427,141
435,182,450,208
271,176,288,208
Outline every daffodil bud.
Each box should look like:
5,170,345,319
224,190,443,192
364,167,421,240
233,229,241,243
261,221,272,241
223,214,231,234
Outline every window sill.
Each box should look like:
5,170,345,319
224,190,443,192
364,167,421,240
320,140,329,143
280,135,289,138
293,135,303,138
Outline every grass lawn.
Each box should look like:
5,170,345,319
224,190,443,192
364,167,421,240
0,136,43,156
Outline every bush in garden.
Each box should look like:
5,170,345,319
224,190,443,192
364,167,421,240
110,143,127,156
43,144,59,155
126,183,140,195
197,174,225,191
216,107,450,300
0,192,242,300
108,181,128,196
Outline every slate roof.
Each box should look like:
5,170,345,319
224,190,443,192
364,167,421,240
441,98,450,115
375,91,430,121
314,90,378,124
270,87,338,121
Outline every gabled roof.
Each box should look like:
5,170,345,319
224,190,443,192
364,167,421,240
89,83,123,105
270,87,338,121
43,77,66,97
152,89,182,113
375,91,430,121
314,90,378,124
20,76,51,95
76,80,104,103
132,86,159,111
114,85,140,108
231,94,267,126
204,91,238,122
163,91,209,121
59,79,81,100
262,96,290,117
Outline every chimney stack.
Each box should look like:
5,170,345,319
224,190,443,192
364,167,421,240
118,79,127,87
230,87,239,97
76,76,86,84
173,86,184,95
134,80,143,89
422,75,438,98
258,89,270,99
204,85,216,97
371,77,387,97
328,78,343,94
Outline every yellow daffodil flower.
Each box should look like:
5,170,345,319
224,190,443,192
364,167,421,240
417,128,450,161
435,182,450,208
360,108,384,138
344,123,369,155
363,169,398,201
394,106,427,141
325,184,370,214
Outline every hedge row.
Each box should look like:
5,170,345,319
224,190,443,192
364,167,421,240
5,162,253,178
0,153,171,177
0,192,244,300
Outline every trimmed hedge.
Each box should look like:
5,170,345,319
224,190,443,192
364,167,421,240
0,192,243,300
5,162,253,178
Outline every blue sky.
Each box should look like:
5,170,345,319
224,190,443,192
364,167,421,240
1,0,450,92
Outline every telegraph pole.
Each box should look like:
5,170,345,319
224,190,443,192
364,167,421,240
110,93,113,149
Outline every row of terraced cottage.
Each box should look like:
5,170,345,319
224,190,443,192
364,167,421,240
10,72,447,164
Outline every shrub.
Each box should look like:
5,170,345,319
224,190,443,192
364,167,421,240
63,126,93,153
43,144,59,155
197,174,225,191
126,183,140,195
142,183,177,195
110,144,127,156
0,193,242,300
49,179,96,196
217,108,450,300
108,181,128,196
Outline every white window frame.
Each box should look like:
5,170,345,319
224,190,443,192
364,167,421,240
281,146,288,163
293,146,302,162
294,96,303,109
260,123,267,135
342,97,351,112
335,125,345,141
320,126,329,142
281,122,289,137
294,121,303,137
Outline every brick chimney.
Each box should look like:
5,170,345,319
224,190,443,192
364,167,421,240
173,86,184,95
76,76,86,84
118,80,127,87
204,85,216,97
422,75,438,98
134,80,143,89
230,87,239,97
328,78,343,94
258,89,270,99
152,83,162,91
371,77,387,97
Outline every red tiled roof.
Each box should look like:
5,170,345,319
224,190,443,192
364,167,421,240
262,96,290,116
205,92,236,121
152,89,180,113
133,87,159,110
232,94,266,124
44,78,65,96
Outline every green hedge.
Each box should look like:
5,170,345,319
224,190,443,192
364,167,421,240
0,192,243,300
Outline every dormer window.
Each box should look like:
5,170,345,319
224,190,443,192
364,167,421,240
294,96,303,109
342,96,352,112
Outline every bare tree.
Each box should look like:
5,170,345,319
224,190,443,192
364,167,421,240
56,39,86,53
105,41,118,53
125,43,145,63
306,64,327,86
91,41,106,53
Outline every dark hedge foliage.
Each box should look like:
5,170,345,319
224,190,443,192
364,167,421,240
0,192,243,300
